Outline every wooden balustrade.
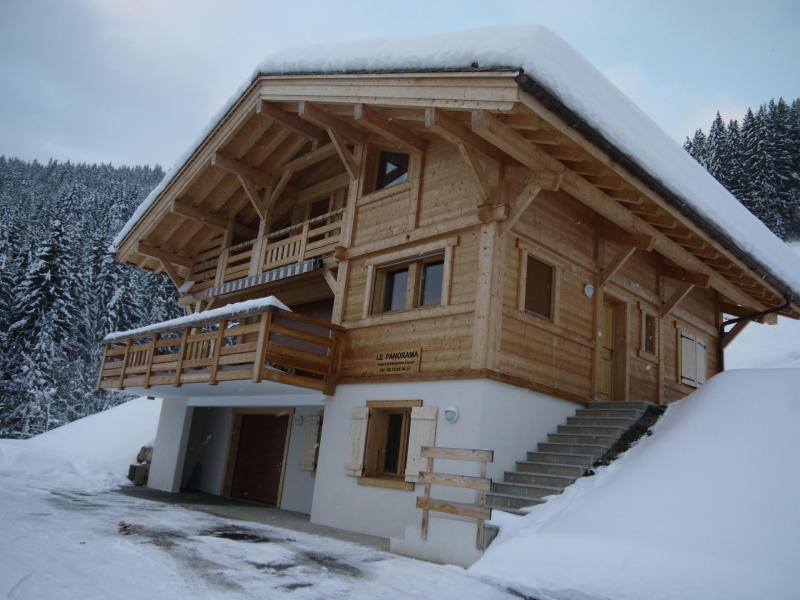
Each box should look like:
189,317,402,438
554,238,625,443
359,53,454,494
416,446,494,549
187,210,344,299
97,307,345,395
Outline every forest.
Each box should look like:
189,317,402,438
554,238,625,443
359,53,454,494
0,97,797,438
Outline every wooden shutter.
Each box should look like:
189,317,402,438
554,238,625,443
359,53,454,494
344,406,369,476
696,339,707,385
680,331,697,386
298,413,322,472
404,406,438,483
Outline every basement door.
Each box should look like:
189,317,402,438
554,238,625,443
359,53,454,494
598,302,616,401
229,413,290,505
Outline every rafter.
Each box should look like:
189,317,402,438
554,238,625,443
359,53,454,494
137,242,193,268
171,199,257,238
499,182,542,238
661,263,711,288
353,104,425,152
470,109,765,312
327,128,360,180
256,100,324,141
424,107,504,164
282,142,338,173
211,152,272,189
298,101,368,146
597,222,654,251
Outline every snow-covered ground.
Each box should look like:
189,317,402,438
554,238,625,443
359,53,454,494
471,369,800,600
0,400,523,599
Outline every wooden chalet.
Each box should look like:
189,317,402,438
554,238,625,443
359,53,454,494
99,27,800,558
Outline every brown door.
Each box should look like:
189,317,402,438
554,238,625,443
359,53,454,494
598,302,615,401
230,413,290,505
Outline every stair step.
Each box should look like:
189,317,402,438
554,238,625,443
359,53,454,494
538,442,608,458
504,470,575,488
558,424,626,436
575,408,644,419
486,492,547,510
526,451,595,467
547,432,617,446
567,415,637,428
587,400,653,410
515,461,587,478
492,481,565,499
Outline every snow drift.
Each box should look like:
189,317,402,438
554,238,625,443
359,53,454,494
0,397,161,490
471,369,800,600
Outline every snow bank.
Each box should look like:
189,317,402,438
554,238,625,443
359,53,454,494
111,26,800,301
471,369,800,600
0,397,161,490
103,296,290,341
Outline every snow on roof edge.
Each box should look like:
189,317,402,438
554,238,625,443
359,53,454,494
110,25,800,303
103,296,290,341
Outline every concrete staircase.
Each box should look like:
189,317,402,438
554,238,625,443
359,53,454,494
486,401,653,514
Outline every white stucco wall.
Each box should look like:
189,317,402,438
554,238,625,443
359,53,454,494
310,379,576,539
148,397,193,493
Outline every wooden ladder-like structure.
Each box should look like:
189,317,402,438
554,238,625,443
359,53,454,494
416,446,494,549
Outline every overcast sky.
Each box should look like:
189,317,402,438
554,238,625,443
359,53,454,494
1,0,798,169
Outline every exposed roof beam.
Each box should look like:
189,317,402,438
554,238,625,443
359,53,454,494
597,222,654,251
499,182,542,238
470,109,765,312
210,152,272,189
722,320,750,348
424,107,505,164
661,263,711,288
353,104,425,152
458,144,492,204
282,142,338,173
256,99,325,141
269,168,294,210
237,173,267,221
171,199,258,238
297,172,350,203
298,101,368,146
327,129,360,180
137,242,193,268
660,281,694,318
159,258,185,288
600,245,637,287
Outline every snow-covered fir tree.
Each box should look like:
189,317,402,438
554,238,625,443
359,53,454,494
685,98,800,240
0,157,179,438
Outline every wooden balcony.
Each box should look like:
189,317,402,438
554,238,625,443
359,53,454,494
97,304,345,395
186,209,344,302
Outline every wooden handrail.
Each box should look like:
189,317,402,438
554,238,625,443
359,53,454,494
98,307,342,394
416,446,494,549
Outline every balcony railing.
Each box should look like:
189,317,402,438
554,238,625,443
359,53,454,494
187,209,344,300
97,303,344,395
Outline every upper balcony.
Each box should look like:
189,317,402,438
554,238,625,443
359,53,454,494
97,298,344,396
181,208,343,306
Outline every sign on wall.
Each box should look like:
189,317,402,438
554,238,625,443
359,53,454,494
372,347,421,375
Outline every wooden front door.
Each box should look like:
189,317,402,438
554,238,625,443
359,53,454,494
230,413,290,505
598,302,616,401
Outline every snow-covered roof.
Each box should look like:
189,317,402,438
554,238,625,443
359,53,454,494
112,25,800,303
103,296,289,341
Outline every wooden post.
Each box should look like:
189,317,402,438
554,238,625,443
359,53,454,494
477,458,488,549
96,342,109,389
420,451,434,540
208,319,227,385
117,339,132,390
174,327,190,387
251,310,273,383
297,221,310,261
143,333,159,389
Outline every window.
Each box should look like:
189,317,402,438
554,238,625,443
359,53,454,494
375,151,409,190
679,329,706,388
363,402,416,480
371,252,445,315
638,306,659,360
524,255,555,319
